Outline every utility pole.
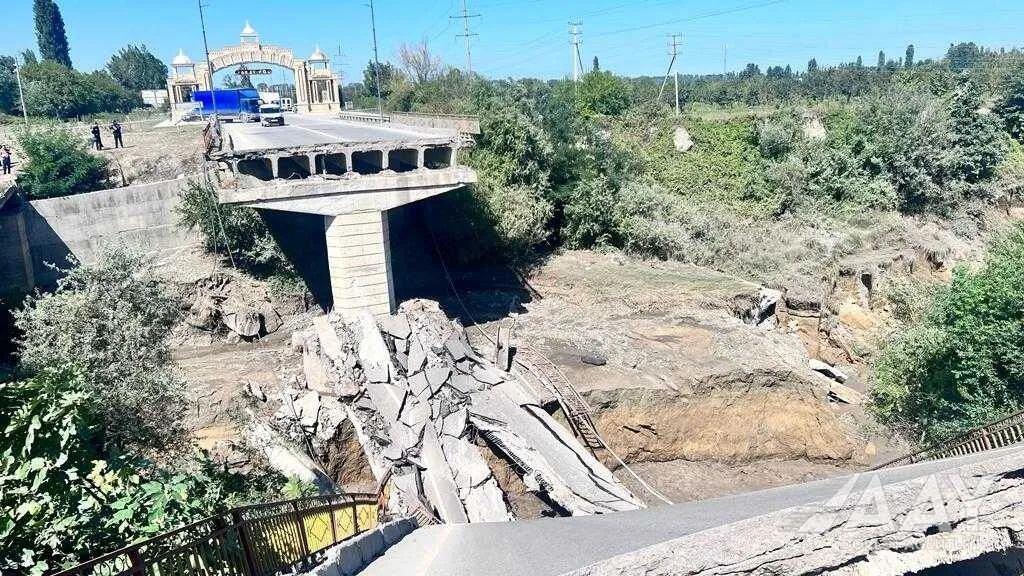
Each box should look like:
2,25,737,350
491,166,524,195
14,58,28,125
658,34,681,115
368,0,384,118
198,0,218,125
569,21,583,82
723,44,728,75
334,43,346,108
451,0,480,75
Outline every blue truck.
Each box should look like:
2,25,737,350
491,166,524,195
192,88,262,122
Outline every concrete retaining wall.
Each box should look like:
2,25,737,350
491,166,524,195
0,176,200,295
304,517,417,576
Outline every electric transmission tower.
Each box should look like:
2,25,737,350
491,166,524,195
452,0,480,74
658,34,682,116
569,21,584,82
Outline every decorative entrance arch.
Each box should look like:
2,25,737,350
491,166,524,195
167,22,340,118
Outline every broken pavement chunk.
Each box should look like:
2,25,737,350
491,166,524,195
447,374,480,395
379,314,412,339
445,334,471,361
472,365,504,386
809,359,849,383
426,365,453,391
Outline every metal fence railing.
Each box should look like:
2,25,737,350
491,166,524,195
872,409,1024,470
49,493,379,576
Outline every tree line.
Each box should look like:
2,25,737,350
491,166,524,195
0,0,168,120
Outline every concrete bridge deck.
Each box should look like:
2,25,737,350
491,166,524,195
209,114,475,316
222,114,452,152
358,445,1024,576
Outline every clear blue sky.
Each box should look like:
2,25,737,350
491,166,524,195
1,0,1023,82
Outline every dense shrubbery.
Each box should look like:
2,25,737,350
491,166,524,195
15,125,110,199
14,245,184,448
176,180,296,280
0,368,282,575
3,248,293,574
872,224,1024,441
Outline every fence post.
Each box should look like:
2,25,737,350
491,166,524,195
352,499,360,535
127,548,145,576
329,499,339,545
232,509,258,576
292,501,311,558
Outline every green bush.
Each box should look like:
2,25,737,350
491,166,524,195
871,224,1024,442
176,180,294,278
997,71,1024,143
0,368,284,575
14,245,184,448
15,125,110,199
755,115,798,159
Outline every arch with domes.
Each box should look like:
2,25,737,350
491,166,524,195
166,21,340,118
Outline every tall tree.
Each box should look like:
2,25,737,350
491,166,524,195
398,40,442,84
905,44,915,68
876,50,886,70
807,58,818,73
592,56,600,72
33,0,71,68
855,55,863,67
21,50,38,65
107,44,168,91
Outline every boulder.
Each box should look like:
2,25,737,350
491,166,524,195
673,126,694,152
260,302,283,334
222,306,261,338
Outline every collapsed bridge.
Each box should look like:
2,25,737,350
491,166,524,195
209,114,477,315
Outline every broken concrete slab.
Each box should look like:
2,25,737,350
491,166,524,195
809,359,850,383
379,314,412,339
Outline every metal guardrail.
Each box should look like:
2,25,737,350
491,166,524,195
49,493,378,576
872,409,1024,470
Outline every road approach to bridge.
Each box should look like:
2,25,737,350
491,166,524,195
360,444,1024,576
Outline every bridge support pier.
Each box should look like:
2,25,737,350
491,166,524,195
325,211,395,315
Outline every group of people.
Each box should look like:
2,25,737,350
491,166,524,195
90,120,124,150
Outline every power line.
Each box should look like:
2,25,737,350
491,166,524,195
197,0,218,125
569,21,583,82
367,0,384,118
658,33,681,115
451,0,480,74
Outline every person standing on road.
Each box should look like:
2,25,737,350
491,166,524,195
1,147,11,175
90,123,103,150
109,120,124,149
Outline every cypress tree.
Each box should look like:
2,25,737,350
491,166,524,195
905,44,915,68
33,0,71,68
876,50,886,70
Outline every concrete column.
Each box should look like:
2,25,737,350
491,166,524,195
343,152,352,173
451,146,459,167
307,153,318,176
324,211,395,316
270,156,280,179
416,147,426,169
380,148,390,171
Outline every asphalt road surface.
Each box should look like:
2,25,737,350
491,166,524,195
222,114,440,151
360,445,1024,576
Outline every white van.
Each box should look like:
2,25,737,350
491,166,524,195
259,104,285,126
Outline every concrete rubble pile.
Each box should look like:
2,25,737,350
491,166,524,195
288,299,643,523
185,273,286,340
